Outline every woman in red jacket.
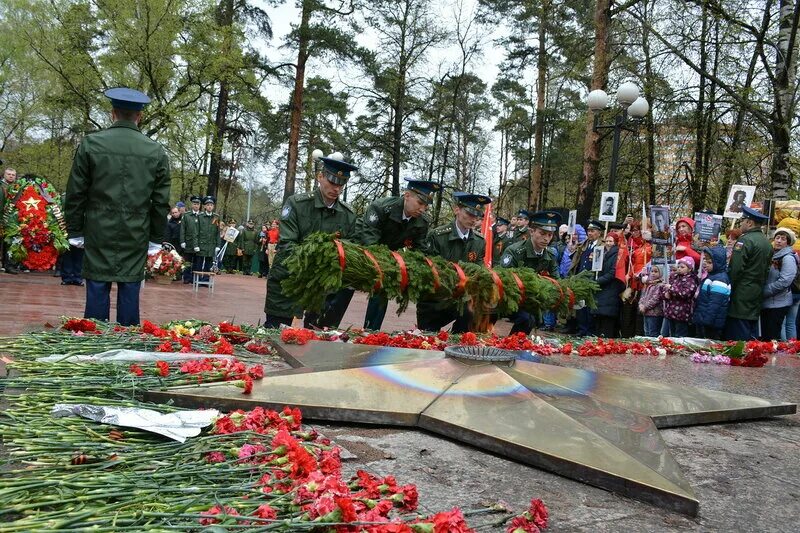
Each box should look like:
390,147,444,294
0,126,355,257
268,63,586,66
675,217,700,267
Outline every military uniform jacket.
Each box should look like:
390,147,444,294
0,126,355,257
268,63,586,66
180,211,201,251
728,227,773,320
510,226,529,244
65,120,170,283
241,228,259,255
499,239,559,278
196,212,221,257
265,189,356,318
355,196,429,251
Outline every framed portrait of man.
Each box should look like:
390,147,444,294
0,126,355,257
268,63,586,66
650,206,671,244
223,226,240,243
599,192,619,222
723,185,755,219
567,209,577,236
591,246,605,272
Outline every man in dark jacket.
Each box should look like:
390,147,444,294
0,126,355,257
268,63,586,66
163,207,182,250
725,206,773,340
240,220,260,275
355,178,440,330
416,192,489,333
179,195,201,283
65,88,170,326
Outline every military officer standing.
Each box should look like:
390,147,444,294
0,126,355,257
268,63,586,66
498,211,561,334
240,220,259,275
64,88,170,326
416,192,490,333
356,178,441,330
491,215,511,266
195,196,220,279
725,206,773,340
264,157,358,328
510,209,530,244
180,195,201,284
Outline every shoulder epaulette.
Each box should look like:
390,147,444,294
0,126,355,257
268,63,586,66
339,200,354,213
433,224,452,236
295,192,314,202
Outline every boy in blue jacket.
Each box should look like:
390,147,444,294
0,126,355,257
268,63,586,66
692,246,731,340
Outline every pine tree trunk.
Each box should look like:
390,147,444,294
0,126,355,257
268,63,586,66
207,0,234,198
577,0,611,223
771,0,799,200
284,1,312,203
530,0,548,212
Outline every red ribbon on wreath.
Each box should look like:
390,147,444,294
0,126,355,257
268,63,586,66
390,251,408,292
424,257,441,291
451,262,467,296
363,249,383,291
333,239,346,271
488,269,504,302
511,272,525,304
566,287,576,309
540,274,565,310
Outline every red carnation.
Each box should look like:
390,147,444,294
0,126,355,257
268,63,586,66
429,507,474,533
129,364,144,376
155,360,170,377
527,499,548,529
460,332,478,345
252,503,277,520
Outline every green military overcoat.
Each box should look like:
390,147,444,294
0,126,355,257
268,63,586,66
499,238,560,278
65,120,170,282
196,212,220,257
180,211,200,251
728,227,773,320
265,189,357,319
355,196,429,250
416,221,485,323
240,228,260,256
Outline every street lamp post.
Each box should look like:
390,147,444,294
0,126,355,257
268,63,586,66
587,82,650,192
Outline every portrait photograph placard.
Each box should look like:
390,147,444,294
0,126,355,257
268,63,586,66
693,212,722,243
567,210,577,235
599,192,619,222
591,246,605,272
723,185,755,219
650,206,672,244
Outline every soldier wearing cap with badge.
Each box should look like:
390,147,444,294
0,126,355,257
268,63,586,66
415,192,489,333
491,215,511,266
567,219,604,335
725,206,773,340
511,209,530,243
64,87,170,326
194,196,221,279
179,195,202,284
356,178,441,330
264,155,358,329
497,211,561,334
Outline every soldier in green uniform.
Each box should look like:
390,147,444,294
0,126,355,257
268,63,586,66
725,206,773,340
416,192,490,333
264,157,358,328
180,195,201,284
64,88,170,326
498,211,561,334
511,209,530,243
240,220,260,275
491,215,510,266
356,178,441,330
195,196,221,280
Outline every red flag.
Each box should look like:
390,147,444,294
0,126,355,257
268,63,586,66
482,203,493,268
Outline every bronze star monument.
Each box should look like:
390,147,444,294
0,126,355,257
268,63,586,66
145,341,796,516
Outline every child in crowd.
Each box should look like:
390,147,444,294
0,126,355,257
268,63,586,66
692,247,731,340
662,256,699,337
638,263,665,336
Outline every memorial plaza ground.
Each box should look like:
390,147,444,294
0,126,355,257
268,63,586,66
1,271,798,531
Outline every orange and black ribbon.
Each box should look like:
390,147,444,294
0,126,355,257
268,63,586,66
540,274,565,310
390,251,409,292
333,239,346,271
363,249,383,291
511,272,525,304
424,257,441,291
451,262,467,296
489,269,504,301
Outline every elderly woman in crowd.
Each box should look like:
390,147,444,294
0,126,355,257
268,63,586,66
761,227,798,341
674,217,700,266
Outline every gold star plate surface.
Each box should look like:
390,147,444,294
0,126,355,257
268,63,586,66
145,340,796,516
